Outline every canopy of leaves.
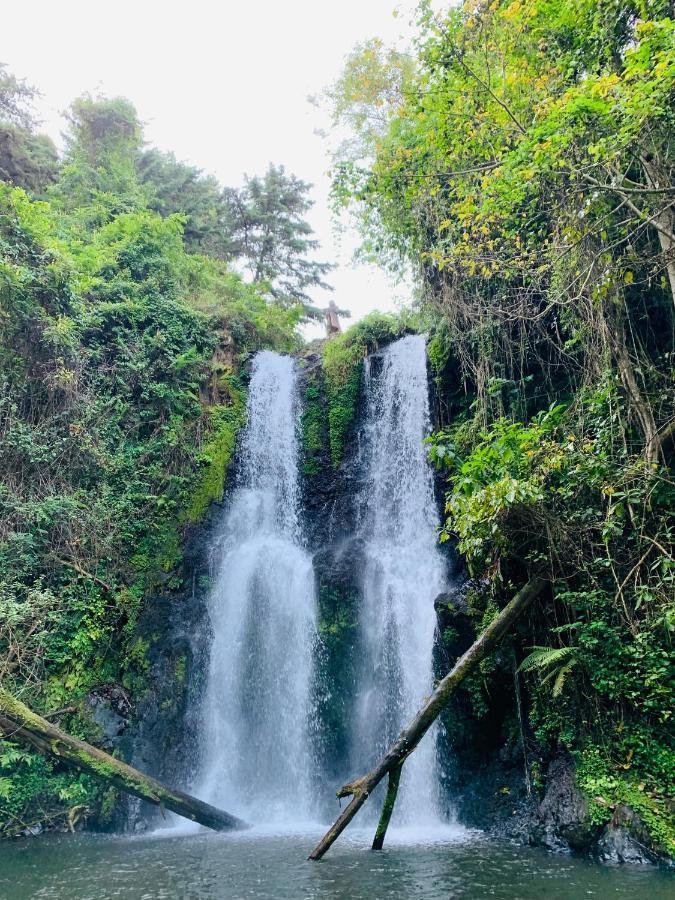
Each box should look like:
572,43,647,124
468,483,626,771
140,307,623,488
0,65,58,194
138,149,232,258
224,164,334,317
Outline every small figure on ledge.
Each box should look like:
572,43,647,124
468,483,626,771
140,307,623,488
324,300,350,338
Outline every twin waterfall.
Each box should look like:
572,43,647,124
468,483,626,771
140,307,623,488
194,336,449,830
196,352,317,823
353,338,447,824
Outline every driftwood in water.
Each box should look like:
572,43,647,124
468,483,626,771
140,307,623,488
308,576,548,860
0,687,247,833
372,763,402,850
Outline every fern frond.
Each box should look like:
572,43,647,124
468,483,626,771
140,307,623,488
518,645,576,672
552,658,578,697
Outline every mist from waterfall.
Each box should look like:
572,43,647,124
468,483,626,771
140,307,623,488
195,351,317,824
351,333,447,826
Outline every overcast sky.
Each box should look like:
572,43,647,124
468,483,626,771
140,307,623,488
3,0,435,338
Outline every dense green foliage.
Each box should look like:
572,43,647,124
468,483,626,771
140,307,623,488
0,64,58,195
138,149,230,259
322,312,409,465
2,0,673,854
0,75,313,834
300,374,327,477
329,0,674,856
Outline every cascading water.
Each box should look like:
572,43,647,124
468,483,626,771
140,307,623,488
195,351,317,824
351,333,447,826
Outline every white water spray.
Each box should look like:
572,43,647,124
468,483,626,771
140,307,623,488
196,351,317,824
352,334,447,825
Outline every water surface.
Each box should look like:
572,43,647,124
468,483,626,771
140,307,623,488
1,828,671,900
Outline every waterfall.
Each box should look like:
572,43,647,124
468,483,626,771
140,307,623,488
352,334,447,825
195,351,317,824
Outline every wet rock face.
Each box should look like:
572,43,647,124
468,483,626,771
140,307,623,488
434,590,474,660
85,685,132,749
530,752,599,852
464,751,669,866
528,757,669,864
298,358,367,795
595,805,660,865
119,505,220,831
312,540,364,797
297,354,363,550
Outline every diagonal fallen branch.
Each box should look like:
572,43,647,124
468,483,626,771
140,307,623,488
0,686,247,833
308,576,548,860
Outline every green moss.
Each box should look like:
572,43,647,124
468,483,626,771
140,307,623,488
128,637,150,669
174,654,187,683
99,786,119,823
322,312,407,467
326,364,362,467
120,637,151,694
300,377,327,476
314,581,361,769
184,377,247,523
576,745,675,858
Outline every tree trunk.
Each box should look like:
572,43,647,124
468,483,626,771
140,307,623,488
0,687,247,833
308,576,548,860
640,154,675,312
611,333,660,465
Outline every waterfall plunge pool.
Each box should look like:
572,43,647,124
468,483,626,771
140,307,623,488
1,828,672,899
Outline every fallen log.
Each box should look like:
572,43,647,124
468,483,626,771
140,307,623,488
372,763,402,850
308,576,548,860
0,687,247,833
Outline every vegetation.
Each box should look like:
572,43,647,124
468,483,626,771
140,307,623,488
2,0,674,858
223,164,334,318
322,312,408,466
0,69,325,835
327,0,675,856
300,375,326,477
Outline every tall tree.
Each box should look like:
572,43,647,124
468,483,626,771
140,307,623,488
0,63,38,129
54,95,144,216
224,164,334,317
138,148,231,258
0,64,58,193
0,126,58,193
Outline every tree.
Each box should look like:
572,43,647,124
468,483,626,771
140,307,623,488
0,687,246,832
138,149,232,258
224,164,334,318
318,38,414,166
329,0,674,431
0,63,38,130
54,95,144,215
0,64,58,194
0,125,58,193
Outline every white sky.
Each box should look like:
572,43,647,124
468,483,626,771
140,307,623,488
3,0,434,339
